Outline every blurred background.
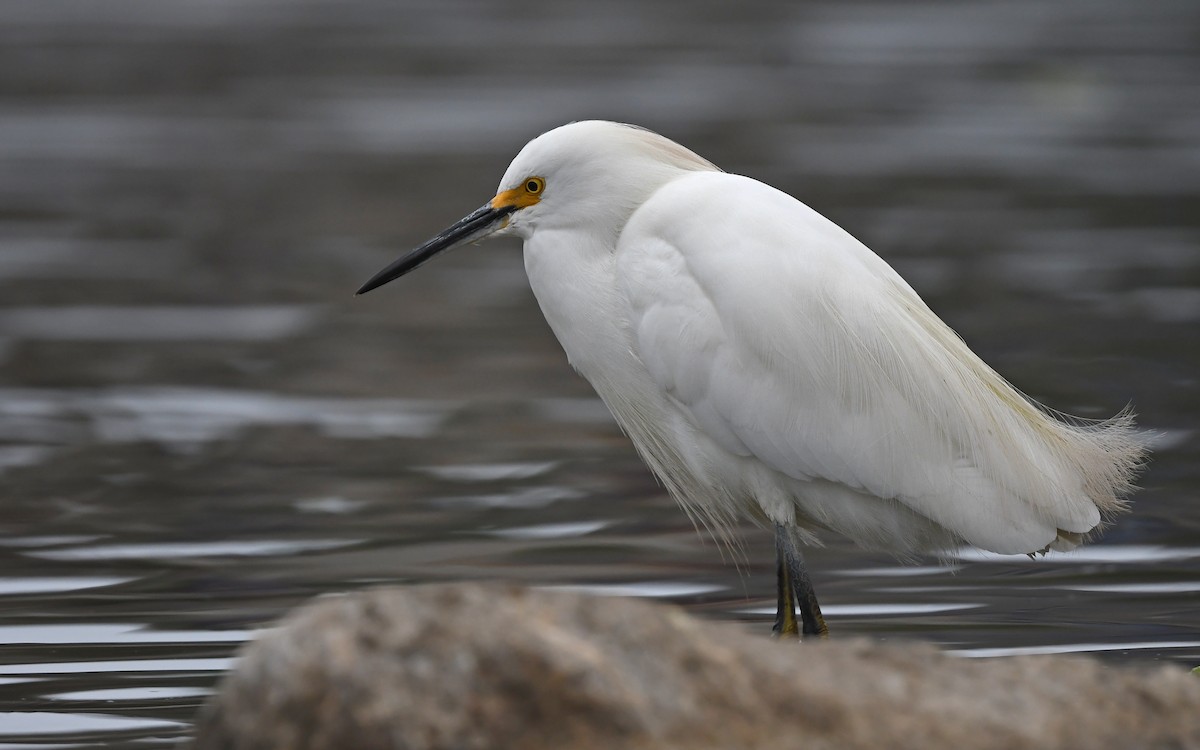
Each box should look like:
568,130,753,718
1,0,1198,746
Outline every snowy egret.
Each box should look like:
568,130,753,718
357,121,1146,637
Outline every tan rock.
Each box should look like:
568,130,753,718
191,583,1200,750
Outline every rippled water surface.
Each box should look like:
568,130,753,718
2,0,1199,746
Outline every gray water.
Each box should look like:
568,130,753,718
2,0,1199,746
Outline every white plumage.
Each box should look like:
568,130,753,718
359,120,1146,634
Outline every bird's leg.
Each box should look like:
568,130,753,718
773,541,800,636
772,523,829,638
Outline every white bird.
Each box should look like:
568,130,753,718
357,121,1146,636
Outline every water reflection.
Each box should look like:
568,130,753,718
0,712,184,736
0,660,234,677
740,603,983,617
433,485,588,510
0,625,247,646
954,641,1200,659
0,306,320,342
49,687,211,702
546,582,727,599
0,387,453,449
418,461,561,482
0,578,133,596
952,545,1200,564
24,539,362,562
486,520,613,540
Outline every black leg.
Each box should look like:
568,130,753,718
773,526,800,636
772,522,828,638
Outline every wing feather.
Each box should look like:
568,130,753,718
616,172,1143,554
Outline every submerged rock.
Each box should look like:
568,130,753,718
192,583,1200,750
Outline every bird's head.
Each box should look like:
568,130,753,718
355,121,718,295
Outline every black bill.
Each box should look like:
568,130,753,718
356,202,517,295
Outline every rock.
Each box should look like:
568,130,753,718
191,583,1200,750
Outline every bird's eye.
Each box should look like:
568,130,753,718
524,177,545,195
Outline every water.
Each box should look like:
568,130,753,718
1,0,1199,746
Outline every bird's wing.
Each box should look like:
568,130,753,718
615,171,1105,554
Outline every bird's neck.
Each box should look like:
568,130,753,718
522,228,630,380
